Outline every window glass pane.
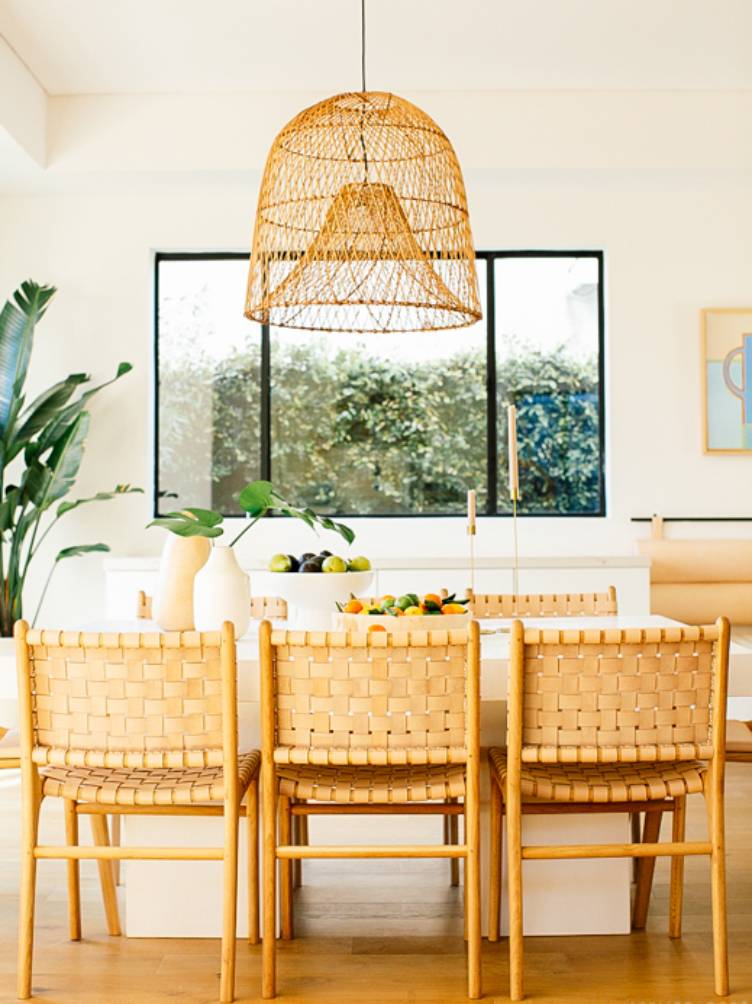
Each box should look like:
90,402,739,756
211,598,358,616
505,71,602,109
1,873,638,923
270,260,487,515
156,257,261,516
494,255,603,515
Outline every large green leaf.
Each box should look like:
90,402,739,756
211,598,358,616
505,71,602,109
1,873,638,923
0,282,56,442
55,543,110,562
8,373,90,459
147,507,224,538
22,412,90,511
35,362,132,457
0,486,21,533
238,480,274,517
56,484,143,518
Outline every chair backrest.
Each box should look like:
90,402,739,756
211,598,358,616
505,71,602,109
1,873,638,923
507,620,729,764
260,623,480,766
136,589,152,619
14,622,238,771
137,591,287,621
466,587,617,619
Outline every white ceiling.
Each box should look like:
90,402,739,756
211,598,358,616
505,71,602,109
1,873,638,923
1,0,752,95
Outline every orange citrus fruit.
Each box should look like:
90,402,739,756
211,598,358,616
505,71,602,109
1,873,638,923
344,599,363,613
368,623,387,632
441,603,466,615
424,593,442,606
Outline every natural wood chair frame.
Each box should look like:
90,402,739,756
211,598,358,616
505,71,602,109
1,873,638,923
466,586,617,619
15,620,260,1003
260,620,482,999
489,619,730,1001
138,590,288,622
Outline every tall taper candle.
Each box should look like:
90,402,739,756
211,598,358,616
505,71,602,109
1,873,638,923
467,489,476,527
508,405,519,500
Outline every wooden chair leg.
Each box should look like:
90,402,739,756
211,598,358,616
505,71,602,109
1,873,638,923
632,808,662,930
64,800,82,940
630,811,641,883
507,780,524,1002
668,795,686,938
248,779,260,945
279,795,294,941
18,780,42,1000
293,799,307,889
448,797,460,887
488,773,502,942
706,773,729,996
463,802,469,942
220,799,240,1003
110,814,121,885
89,814,122,936
262,774,277,999
466,780,481,998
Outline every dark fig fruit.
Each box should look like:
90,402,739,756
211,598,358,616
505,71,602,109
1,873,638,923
287,555,300,572
300,560,322,573
318,550,332,558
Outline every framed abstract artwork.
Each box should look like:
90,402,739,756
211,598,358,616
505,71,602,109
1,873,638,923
702,308,752,453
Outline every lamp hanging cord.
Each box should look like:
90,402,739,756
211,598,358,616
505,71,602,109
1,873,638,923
361,0,366,92
359,0,368,179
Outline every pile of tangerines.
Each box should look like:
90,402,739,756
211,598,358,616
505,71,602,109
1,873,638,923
337,592,469,631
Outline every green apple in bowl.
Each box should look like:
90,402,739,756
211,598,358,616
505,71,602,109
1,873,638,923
322,555,348,573
347,556,371,572
268,553,293,573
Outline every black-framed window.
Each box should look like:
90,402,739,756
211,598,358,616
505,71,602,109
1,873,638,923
155,250,605,517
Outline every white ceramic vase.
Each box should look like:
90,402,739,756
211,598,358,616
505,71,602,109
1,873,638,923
192,545,251,638
152,534,211,631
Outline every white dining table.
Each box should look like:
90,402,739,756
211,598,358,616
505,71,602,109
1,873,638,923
82,613,698,940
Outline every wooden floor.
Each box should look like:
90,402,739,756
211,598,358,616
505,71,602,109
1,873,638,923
1,765,751,1003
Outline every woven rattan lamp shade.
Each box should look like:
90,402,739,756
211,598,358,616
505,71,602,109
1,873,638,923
245,91,482,334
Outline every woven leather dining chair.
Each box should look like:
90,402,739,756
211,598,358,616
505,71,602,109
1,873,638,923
465,586,617,619
138,590,288,622
259,621,482,999
488,619,730,1001
15,620,260,1003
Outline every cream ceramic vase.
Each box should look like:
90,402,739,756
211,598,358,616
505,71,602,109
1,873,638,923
152,534,211,631
192,545,251,638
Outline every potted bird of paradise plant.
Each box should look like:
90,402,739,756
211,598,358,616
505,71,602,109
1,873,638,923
0,280,141,724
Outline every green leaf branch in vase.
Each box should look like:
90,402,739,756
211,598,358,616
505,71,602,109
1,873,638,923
148,480,355,550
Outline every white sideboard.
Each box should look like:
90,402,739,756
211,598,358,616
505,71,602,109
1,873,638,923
104,554,652,620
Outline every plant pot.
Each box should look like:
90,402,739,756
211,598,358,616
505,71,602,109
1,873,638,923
152,534,211,631
193,545,251,637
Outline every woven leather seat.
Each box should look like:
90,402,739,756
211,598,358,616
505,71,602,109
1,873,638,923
260,623,482,1000
16,622,259,1003
489,620,730,1002
277,761,466,803
489,748,706,803
41,750,261,806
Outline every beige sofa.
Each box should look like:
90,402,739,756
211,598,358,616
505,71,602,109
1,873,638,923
637,518,752,624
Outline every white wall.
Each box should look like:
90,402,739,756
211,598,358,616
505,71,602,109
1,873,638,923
1,89,751,627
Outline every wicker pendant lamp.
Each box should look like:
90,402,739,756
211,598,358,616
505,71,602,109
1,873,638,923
245,87,482,333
